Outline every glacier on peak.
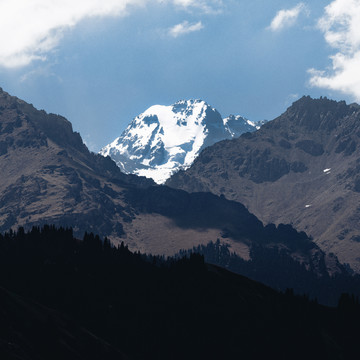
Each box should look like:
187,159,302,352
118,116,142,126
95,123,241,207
100,99,260,184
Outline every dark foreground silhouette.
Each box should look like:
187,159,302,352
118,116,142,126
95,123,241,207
1,226,360,360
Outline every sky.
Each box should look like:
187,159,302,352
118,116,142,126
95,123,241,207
0,0,360,151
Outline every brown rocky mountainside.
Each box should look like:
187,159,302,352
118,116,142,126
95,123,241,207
0,88,342,277
167,96,360,272
0,87,153,241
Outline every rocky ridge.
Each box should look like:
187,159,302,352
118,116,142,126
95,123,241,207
167,96,360,272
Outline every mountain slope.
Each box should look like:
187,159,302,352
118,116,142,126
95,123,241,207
0,88,302,259
167,96,360,272
0,87,355,297
100,100,258,183
0,87,154,240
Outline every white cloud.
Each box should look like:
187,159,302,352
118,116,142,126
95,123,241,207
172,0,223,14
20,64,63,83
308,0,360,101
0,0,221,69
168,20,204,37
286,93,300,104
0,0,149,68
268,3,308,32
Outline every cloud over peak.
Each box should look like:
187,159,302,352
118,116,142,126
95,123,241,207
268,3,308,32
309,0,360,101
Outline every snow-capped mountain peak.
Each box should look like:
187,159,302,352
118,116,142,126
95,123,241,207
100,100,259,184
223,114,261,137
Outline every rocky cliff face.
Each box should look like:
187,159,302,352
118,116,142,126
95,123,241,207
100,100,258,183
167,96,360,272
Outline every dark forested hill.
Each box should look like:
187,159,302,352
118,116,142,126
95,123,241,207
0,285,127,360
1,226,360,360
167,96,360,272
